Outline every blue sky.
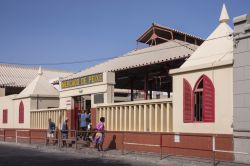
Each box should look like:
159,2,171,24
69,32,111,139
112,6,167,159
0,0,250,72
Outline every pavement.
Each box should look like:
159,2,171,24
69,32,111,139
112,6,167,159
0,141,249,166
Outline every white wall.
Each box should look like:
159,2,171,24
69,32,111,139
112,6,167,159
172,66,233,134
13,98,31,128
0,95,16,128
0,88,5,97
30,97,59,110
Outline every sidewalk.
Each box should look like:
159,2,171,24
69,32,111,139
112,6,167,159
0,141,248,166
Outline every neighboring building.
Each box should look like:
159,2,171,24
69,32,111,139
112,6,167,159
233,14,250,163
0,67,71,128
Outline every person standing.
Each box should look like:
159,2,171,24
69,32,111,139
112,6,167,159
46,118,56,144
95,117,105,151
61,118,69,147
47,118,55,138
80,110,90,140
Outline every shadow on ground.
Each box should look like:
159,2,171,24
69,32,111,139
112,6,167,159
0,144,130,166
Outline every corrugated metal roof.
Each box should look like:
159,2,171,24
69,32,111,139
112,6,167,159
62,40,198,81
0,64,73,87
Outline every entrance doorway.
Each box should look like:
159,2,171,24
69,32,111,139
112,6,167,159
73,95,91,130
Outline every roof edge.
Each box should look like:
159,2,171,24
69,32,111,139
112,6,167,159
136,23,204,43
169,59,233,75
14,94,59,100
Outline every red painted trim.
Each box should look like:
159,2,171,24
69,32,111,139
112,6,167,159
2,109,8,124
193,75,204,90
19,101,24,123
183,79,193,123
202,75,215,122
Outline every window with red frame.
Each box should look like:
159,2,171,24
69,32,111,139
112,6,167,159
3,109,8,123
19,101,24,123
183,75,215,123
183,79,193,122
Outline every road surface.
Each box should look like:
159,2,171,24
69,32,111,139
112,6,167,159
0,144,152,166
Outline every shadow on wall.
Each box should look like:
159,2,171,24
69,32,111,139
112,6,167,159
107,135,117,150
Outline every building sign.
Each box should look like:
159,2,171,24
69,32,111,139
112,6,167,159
61,73,103,89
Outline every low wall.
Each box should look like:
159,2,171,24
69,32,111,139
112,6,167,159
102,132,233,161
0,128,233,161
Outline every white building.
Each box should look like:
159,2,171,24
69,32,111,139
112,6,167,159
0,67,69,128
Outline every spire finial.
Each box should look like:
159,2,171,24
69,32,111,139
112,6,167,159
219,4,230,23
38,66,43,75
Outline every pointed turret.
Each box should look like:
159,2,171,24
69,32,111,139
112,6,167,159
181,4,233,68
219,4,230,23
15,66,59,99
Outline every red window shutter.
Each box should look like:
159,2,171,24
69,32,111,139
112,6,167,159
3,109,8,123
202,75,215,122
19,101,24,123
183,79,193,123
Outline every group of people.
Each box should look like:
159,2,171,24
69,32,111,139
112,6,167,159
47,110,105,151
78,110,105,151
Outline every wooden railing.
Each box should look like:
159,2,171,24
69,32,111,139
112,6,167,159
30,108,67,129
96,98,173,132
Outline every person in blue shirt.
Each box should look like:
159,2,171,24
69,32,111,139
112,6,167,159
79,110,91,140
61,118,69,147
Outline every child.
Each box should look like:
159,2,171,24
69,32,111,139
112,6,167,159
95,117,105,151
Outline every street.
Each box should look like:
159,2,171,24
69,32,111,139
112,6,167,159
0,144,152,166
1,143,250,166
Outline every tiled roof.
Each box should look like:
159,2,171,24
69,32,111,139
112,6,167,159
0,64,73,87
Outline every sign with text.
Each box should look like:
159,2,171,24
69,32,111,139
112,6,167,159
61,73,103,89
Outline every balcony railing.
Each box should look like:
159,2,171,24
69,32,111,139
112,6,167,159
96,98,173,132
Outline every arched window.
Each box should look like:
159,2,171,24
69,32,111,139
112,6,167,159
193,75,215,122
19,101,24,123
183,75,215,123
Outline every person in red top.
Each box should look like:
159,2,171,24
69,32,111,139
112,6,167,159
95,117,105,151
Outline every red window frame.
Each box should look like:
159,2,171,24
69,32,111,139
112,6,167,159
19,101,24,123
183,79,193,123
183,75,215,123
3,109,8,124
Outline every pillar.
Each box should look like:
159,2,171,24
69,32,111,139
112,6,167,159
144,72,148,100
233,14,250,164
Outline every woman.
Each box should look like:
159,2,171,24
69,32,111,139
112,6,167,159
95,117,105,151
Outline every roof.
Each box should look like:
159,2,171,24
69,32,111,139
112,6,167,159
0,64,73,88
15,67,59,99
62,40,198,81
180,4,233,68
137,23,204,46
